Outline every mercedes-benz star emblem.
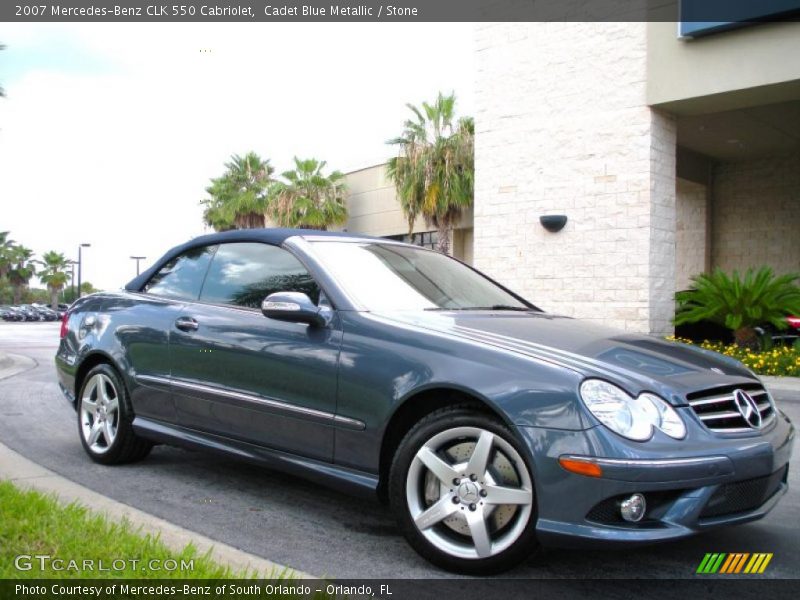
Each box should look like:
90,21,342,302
458,481,479,503
733,389,762,429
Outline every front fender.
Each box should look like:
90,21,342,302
333,312,586,473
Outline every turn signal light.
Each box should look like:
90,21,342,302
558,457,603,478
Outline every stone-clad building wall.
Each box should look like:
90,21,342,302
712,153,800,277
474,22,677,334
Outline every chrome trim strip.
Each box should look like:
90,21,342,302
708,426,756,433
134,374,366,430
562,455,731,468
709,412,776,433
688,395,733,407
689,390,766,407
333,414,367,431
699,410,742,421
172,378,333,420
136,374,171,386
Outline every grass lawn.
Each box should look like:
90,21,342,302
0,480,272,579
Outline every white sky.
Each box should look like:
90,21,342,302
0,23,474,290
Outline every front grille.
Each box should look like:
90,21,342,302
700,466,788,518
687,384,776,433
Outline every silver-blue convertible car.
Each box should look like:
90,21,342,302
56,229,794,573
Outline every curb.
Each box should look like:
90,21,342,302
0,441,316,579
0,351,37,381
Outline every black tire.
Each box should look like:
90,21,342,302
388,405,540,574
77,363,152,465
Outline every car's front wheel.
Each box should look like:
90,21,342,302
389,406,539,574
77,364,152,464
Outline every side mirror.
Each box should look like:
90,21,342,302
261,292,328,327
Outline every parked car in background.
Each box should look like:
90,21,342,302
760,316,800,347
15,305,42,321
0,306,24,321
56,229,794,574
677,315,800,347
26,304,58,321
38,307,59,322
23,305,47,321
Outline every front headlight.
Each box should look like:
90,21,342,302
579,379,686,441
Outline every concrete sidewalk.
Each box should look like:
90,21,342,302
0,441,315,579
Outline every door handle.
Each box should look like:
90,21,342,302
174,317,199,332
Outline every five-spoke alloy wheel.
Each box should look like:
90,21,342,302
80,373,120,454
77,364,152,464
390,406,539,574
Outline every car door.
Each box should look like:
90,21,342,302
127,244,218,425
169,242,341,462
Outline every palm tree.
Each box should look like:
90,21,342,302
268,157,348,230
387,92,474,255
7,245,37,304
201,152,274,231
675,267,800,348
0,231,15,278
39,251,71,309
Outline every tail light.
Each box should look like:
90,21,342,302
60,312,69,339
787,316,800,330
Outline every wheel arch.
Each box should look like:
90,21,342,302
376,385,515,502
74,351,124,401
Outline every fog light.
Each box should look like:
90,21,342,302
620,493,646,522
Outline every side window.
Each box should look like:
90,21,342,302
199,243,321,308
144,245,217,300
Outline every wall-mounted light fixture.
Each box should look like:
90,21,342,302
540,215,568,233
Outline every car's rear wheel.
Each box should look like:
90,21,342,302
77,364,152,464
389,406,539,574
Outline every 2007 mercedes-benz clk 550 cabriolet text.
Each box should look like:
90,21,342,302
55,229,795,573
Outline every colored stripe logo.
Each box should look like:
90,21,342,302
696,553,773,574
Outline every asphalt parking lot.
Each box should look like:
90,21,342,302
0,322,798,580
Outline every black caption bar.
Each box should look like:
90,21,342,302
2,579,800,600
4,0,800,23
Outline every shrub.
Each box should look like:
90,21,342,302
675,267,800,348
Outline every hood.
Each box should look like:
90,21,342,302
374,310,758,403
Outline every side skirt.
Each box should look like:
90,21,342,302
132,417,379,500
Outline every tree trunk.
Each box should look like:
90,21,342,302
12,284,22,305
234,212,265,229
50,286,59,310
734,326,759,349
436,220,452,255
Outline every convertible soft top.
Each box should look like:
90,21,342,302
124,228,374,292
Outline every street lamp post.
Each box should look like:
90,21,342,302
67,260,76,301
77,243,91,298
130,255,146,276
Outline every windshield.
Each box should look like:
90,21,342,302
311,241,533,312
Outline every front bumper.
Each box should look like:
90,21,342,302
521,408,795,548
